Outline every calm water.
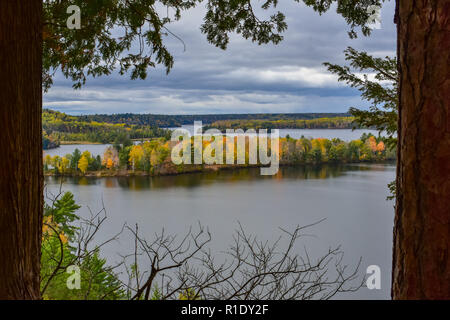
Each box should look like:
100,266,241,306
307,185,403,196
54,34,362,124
170,126,382,141
43,143,113,158
45,163,395,299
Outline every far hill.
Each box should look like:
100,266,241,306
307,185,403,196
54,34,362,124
75,112,352,127
42,109,171,147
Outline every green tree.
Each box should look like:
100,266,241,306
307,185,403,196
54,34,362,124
113,132,133,152
41,192,124,300
70,149,82,171
311,148,323,164
327,145,339,163
324,47,398,150
119,146,133,169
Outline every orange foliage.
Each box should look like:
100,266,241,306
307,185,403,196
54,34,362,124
106,158,114,169
376,141,385,152
368,136,378,152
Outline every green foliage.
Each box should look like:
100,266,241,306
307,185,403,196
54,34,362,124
43,109,170,144
202,0,287,50
208,116,357,131
119,145,133,168
324,47,398,150
298,0,386,38
387,180,396,201
113,132,133,152
78,112,353,127
91,155,103,171
151,285,162,301
179,288,200,300
44,192,80,237
41,192,125,300
41,245,125,300
70,149,82,170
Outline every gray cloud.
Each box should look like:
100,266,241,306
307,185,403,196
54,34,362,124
44,1,396,115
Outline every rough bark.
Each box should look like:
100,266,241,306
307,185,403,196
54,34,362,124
0,1,43,299
393,0,450,299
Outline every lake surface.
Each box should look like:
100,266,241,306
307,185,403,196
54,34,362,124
45,163,395,299
43,143,113,158
44,128,382,158
170,126,382,141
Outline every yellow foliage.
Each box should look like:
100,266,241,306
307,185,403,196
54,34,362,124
42,216,68,244
44,154,52,165
58,156,70,173
179,288,199,300
129,145,144,170
78,155,89,173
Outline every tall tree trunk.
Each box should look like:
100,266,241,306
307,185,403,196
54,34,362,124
393,0,450,299
0,1,43,299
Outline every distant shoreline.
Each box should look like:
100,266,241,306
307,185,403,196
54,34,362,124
59,141,105,145
44,160,395,178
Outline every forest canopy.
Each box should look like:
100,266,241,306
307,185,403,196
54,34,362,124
42,109,171,146
76,112,352,127
206,117,358,131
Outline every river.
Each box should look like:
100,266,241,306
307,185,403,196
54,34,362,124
44,162,395,300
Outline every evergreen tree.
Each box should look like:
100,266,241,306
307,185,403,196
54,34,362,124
324,47,398,150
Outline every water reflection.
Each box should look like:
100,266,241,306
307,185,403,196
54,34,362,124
47,163,394,191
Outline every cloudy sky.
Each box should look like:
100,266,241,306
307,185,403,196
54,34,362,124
44,1,396,115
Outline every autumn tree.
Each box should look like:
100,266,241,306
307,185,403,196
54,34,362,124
78,155,89,174
58,157,70,174
129,145,145,171
103,146,119,170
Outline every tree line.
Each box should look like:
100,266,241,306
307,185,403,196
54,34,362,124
206,117,358,131
76,112,352,128
43,133,394,176
43,109,171,147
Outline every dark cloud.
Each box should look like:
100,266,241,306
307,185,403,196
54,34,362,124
44,1,396,115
